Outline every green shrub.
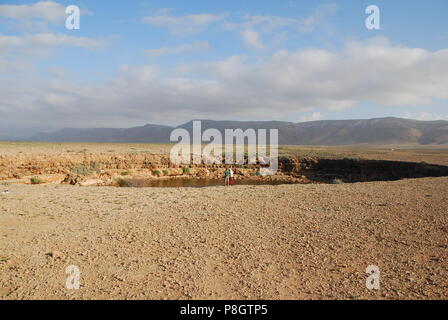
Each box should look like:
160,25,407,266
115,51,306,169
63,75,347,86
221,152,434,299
30,177,44,184
116,178,130,187
89,161,102,171
70,162,102,176
162,169,169,176
152,170,161,176
71,164,94,176
332,178,344,184
251,170,261,176
121,171,131,176
183,167,190,174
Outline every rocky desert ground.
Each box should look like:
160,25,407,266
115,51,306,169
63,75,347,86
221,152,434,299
0,142,447,299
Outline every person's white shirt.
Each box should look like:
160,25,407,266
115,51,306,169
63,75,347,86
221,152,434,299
229,169,234,177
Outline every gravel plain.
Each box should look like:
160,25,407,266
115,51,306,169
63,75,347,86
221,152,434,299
1,178,447,299
0,143,447,300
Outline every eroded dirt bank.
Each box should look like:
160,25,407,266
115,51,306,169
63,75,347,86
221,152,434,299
0,153,303,186
0,178,447,299
2,152,448,186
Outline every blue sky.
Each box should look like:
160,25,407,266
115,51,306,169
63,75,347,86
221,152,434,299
1,0,448,135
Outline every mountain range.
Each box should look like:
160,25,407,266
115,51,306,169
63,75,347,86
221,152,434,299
7,117,448,145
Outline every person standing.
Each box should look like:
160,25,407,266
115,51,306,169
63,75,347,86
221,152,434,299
229,167,235,186
224,167,231,186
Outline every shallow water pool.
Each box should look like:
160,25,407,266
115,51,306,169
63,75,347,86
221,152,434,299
120,178,297,188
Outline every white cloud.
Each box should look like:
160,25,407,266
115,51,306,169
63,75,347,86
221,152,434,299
299,112,323,122
142,5,337,48
2,37,448,130
144,41,210,58
0,1,65,23
0,57,33,73
142,11,226,35
229,14,296,31
403,112,448,121
226,4,338,49
0,1,93,31
0,33,107,51
298,3,337,33
240,29,264,50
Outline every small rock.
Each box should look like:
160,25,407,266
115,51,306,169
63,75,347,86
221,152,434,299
47,251,65,260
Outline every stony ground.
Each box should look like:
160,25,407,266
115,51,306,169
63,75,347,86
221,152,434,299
1,177,447,300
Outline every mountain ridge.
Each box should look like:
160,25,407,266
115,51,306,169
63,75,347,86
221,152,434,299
15,117,448,145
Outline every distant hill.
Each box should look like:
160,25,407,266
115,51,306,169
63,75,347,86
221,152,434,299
31,124,174,143
28,117,448,145
0,134,21,141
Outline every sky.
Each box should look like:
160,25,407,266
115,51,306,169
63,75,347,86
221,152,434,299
0,0,448,136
